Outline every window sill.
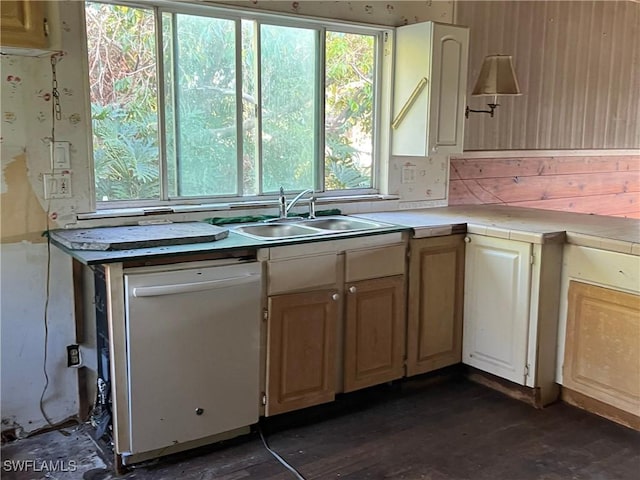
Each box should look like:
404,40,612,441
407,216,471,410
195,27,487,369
76,194,400,221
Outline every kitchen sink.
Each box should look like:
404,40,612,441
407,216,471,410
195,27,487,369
234,223,320,239
232,216,392,241
297,217,385,231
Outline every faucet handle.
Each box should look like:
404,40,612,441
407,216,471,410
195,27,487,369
308,196,316,219
278,186,287,218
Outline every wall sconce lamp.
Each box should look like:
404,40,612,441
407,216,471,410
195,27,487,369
465,55,521,118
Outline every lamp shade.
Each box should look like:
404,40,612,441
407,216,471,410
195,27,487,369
471,55,522,96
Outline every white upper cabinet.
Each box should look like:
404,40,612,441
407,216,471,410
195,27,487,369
392,22,469,156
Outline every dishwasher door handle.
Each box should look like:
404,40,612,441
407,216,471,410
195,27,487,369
132,273,260,298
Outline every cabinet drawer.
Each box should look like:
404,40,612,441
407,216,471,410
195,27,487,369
564,245,640,294
268,254,338,295
345,244,406,282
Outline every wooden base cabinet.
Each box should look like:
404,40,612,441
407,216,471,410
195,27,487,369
407,235,465,376
265,289,339,416
564,281,640,417
344,275,405,392
264,235,407,412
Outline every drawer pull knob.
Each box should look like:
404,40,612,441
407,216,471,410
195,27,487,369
195,408,204,415
464,237,471,243
349,286,357,294
332,293,340,301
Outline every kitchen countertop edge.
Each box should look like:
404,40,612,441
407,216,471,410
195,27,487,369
51,206,640,264
50,225,409,265
355,206,639,255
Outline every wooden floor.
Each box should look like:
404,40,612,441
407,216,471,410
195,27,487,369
3,377,640,480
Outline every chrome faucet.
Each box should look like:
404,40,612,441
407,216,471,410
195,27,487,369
275,187,315,220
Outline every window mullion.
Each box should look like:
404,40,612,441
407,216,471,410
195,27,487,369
155,7,169,201
255,22,264,195
316,27,326,193
234,18,244,196
372,31,386,191
170,13,184,196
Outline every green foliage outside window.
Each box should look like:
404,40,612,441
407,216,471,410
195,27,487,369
86,2,376,202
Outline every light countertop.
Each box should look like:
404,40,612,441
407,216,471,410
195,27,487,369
355,205,640,254
51,205,640,264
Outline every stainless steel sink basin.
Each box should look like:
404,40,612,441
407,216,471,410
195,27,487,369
297,217,384,231
233,216,393,240
234,223,320,239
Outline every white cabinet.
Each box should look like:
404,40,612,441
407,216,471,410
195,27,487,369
463,235,532,384
462,234,563,405
392,21,469,156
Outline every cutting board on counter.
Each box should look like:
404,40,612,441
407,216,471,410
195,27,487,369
51,222,229,251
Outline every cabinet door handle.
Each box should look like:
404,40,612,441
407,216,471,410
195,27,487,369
332,293,340,301
348,286,357,294
464,236,471,243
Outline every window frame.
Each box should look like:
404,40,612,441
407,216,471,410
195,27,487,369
87,0,388,209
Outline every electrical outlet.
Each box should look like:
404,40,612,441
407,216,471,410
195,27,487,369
43,172,72,199
402,165,416,184
67,344,82,368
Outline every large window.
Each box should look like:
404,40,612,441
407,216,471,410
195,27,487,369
85,1,380,204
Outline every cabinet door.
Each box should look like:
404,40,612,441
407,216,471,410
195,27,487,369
428,23,469,155
392,21,468,156
266,289,338,415
1,1,47,49
392,21,431,157
407,235,464,376
344,275,405,392
463,235,532,385
564,281,640,416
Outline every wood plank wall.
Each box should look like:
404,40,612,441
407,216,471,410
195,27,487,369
449,155,640,218
455,1,640,150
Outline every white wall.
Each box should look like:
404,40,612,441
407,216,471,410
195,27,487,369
0,244,77,434
0,0,452,434
1,0,92,434
212,1,454,26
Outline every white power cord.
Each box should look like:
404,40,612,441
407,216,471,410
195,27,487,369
258,425,307,480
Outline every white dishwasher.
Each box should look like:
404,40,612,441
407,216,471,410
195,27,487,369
124,259,262,455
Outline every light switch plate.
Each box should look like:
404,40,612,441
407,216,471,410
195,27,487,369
51,141,71,170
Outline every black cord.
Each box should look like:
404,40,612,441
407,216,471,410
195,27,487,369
37,53,71,437
38,233,53,426
258,425,306,480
